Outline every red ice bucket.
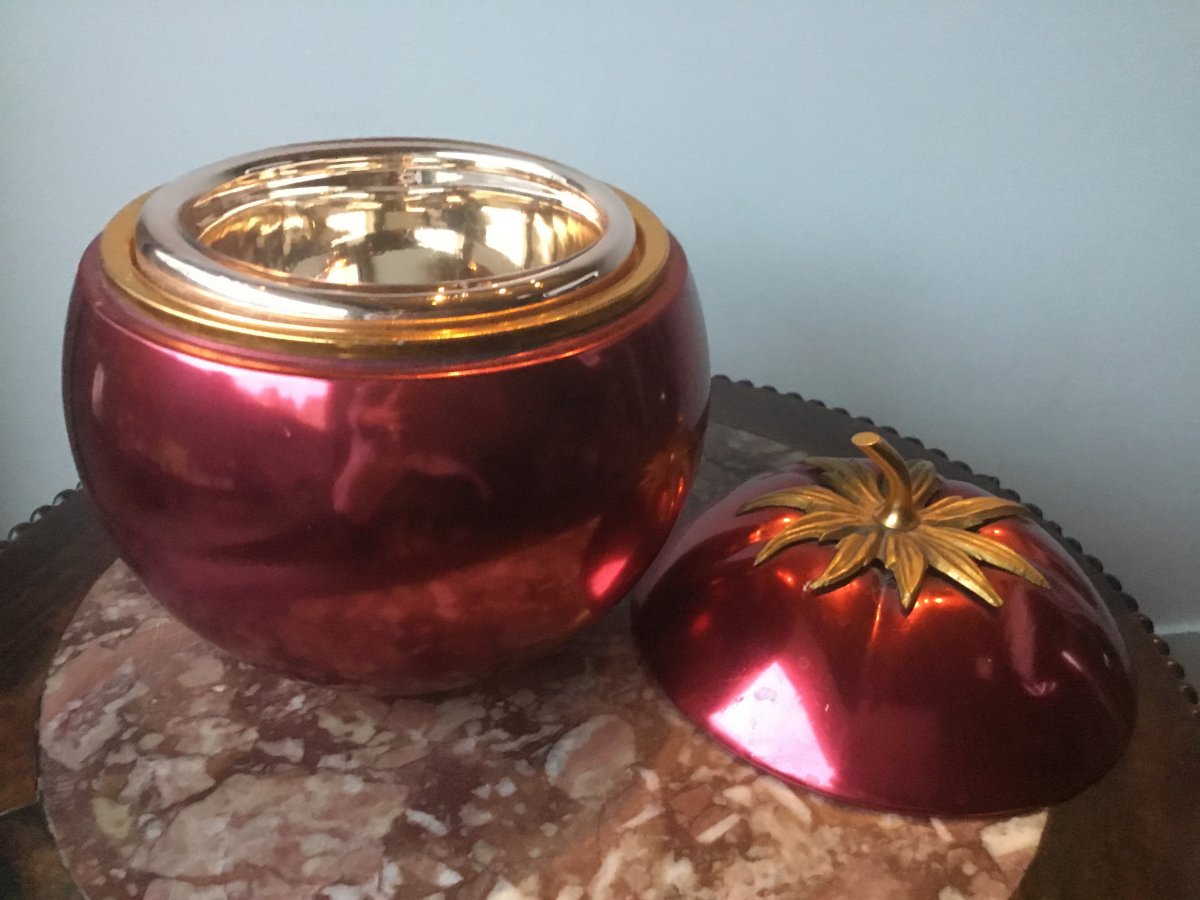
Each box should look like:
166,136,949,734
63,139,709,693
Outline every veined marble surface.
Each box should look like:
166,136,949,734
38,425,1045,899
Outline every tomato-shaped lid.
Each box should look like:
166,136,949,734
632,432,1136,816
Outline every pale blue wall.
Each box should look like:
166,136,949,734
2,2,1197,640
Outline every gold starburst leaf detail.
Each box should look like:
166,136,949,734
739,432,1050,610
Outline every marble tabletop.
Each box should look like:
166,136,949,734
38,424,1044,899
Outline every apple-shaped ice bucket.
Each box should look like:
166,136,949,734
63,139,709,694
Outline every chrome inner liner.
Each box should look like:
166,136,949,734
134,140,637,320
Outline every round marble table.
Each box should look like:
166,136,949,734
4,378,1198,899
38,423,1044,900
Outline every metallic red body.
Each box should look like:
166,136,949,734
64,240,709,694
633,464,1136,816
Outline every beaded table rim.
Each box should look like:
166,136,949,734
1,374,1195,734
1,375,1198,900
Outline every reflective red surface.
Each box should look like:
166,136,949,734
633,464,1137,816
64,240,708,694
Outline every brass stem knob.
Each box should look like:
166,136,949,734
852,433,919,531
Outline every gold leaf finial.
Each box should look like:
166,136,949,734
738,432,1049,610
